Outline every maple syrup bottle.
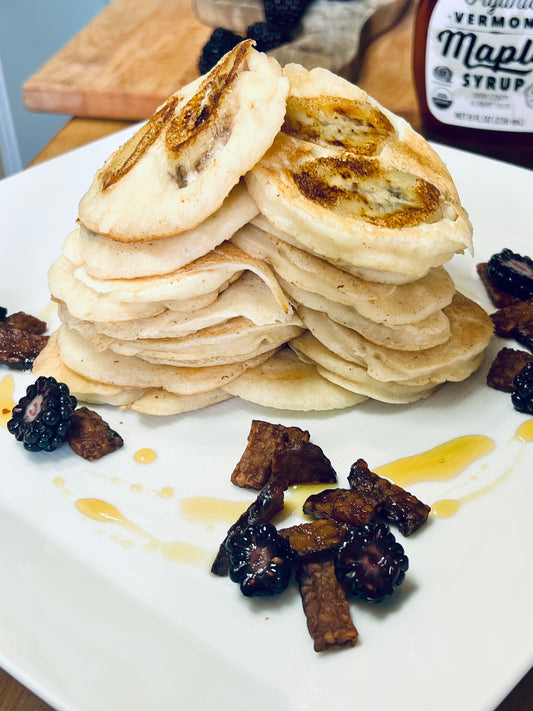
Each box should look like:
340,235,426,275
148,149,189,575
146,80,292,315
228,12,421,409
413,0,533,169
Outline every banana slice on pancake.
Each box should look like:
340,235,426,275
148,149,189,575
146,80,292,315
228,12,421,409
246,63,472,279
78,41,289,241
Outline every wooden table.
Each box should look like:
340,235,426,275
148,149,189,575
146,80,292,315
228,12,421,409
7,0,532,708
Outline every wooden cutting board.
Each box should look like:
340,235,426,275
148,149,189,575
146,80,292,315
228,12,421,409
23,0,411,121
23,0,212,120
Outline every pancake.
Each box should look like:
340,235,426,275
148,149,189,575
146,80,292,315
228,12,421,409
279,280,451,350
290,334,438,403
78,41,289,241
245,63,472,279
128,388,232,415
232,224,456,325
51,242,290,322
61,312,304,367
223,346,366,410
69,182,258,279
48,256,220,323
33,332,147,406
55,325,277,396
250,214,422,285
295,292,493,384
60,272,296,341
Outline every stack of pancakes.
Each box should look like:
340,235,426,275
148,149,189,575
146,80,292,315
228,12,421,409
34,41,493,414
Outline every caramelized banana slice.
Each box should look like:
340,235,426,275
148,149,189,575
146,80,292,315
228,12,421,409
292,154,442,228
79,41,289,242
283,95,394,157
246,64,472,278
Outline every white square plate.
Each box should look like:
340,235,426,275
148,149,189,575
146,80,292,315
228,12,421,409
1,133,532,711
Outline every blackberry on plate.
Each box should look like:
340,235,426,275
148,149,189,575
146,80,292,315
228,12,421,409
511,361,533,414
334,521,408,603
487,249,533,301
246,21,290,52
225,522,295,597
262,0,310,27
198,27,243,75
7,376,77,452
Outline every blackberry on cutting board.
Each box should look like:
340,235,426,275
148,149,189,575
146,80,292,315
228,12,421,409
246,22,290,52
7,376,77,452
511,361,533,415
262,0,310,27
225,523,295,596
334,521,408,603
198,28,243,74
487,249,533,301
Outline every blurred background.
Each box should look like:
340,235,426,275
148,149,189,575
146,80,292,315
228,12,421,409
0,0,110,176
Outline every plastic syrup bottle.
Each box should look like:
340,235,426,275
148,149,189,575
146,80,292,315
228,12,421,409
413,0,533,169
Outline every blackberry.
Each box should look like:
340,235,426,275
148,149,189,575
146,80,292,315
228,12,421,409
225,523,295,596
246,22,290,53
487,249,533,301
7,376,77,452
511,361,533,414
334,521,408,603
262,0,310,27
198,28,243,75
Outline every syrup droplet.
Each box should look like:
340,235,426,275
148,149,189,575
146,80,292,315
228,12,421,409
515,419,533,443
54,477,71,496
134,448,157,464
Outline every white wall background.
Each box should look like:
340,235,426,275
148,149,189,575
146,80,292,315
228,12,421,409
0,0,111,175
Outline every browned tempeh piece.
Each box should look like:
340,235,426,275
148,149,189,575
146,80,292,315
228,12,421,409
0,308,49,370
2,311,47,334
211,477,288,576
514,320,533,352
303,488,380,527
67,407,123,461
348,459,430,536
271,440,337,487
230,420,309,490
296,560,358,652
491,301,533,338
486,347,533,392
0,326,49,370
278,519,350,561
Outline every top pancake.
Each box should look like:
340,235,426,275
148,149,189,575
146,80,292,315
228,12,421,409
245,63,473,279
78,41,289,242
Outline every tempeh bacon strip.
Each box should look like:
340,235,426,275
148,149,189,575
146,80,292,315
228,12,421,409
296,560,358,652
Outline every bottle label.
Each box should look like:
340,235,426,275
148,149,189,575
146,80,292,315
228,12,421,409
425,0,533,132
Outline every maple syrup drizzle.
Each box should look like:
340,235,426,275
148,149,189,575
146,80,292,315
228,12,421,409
75,498,207,564
374,435,496,488
0,375,15,428
180,497,250,524
431,448,523,519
